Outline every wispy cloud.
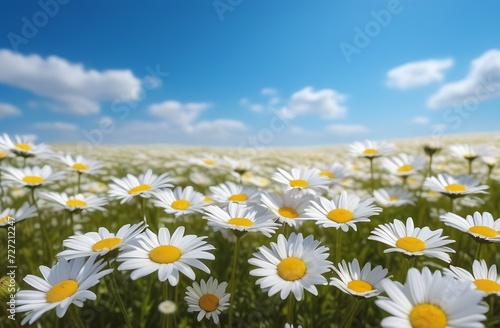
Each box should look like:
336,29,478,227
33,121,78,131
326,124,369,136
387,58,454,89
280,86,347,119
239,98,264,113
148,100,211,127
411,116,429,124
0,102,21,118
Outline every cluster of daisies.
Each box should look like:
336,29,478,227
1,133,499,327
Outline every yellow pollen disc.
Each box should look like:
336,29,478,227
468,226,497,238
128,184,152,195
396,236,426,252
277,257,307,281
228,193,248,202
46,280,79,303
92,237,122,252
389,195,400,201
347,280,373,293
242,172,252,179
363,148,377,155
15,143,31,151
22,175,44,185
72,163,88,171
0,151,6,158
397,164,414,173
444,183,466,193
203,159,215,166
327,208,354,223
171,199,190,210
319,170,334,179
352,165,360,171
409,304,447,328
203,196,213,203
474,279,500,293
227,217,253,227
198,294,219,312
278,207,299,219
149,245,182,264
0,216,11,223
290,179,308,188
66,199,87,207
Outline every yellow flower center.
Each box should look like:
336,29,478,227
128,184,152,195
278,207,299,219
72,163,88,171
347,280,373,293
227,217,253,227
289,179,309,188
319,170,334,179
474,279,500,293
149,245,182,264
228,193,248,202
395,236,426,252
0,216,12,223
327,208,354,223
198,294,219,312
15,143,31,151
277,257,307,281
363,148,377,156
46,280,79,303
203,196,213,203
444,184,466,193
409,304,447,328
389,195,400,201
92,237,122,252
171,199,190,210
397,164,414,173
203,159,215,166
0,151,7,158
22,175,44,185
66,199,87,208
468,226,497,238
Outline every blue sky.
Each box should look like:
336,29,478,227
0,0,499,147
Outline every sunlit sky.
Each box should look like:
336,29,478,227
1,1,499,147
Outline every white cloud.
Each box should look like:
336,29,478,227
387,58,454,89
281,86,347,119
189,119,247,137
427,50,500,108
411,116,429,124
326,124,369,136
148,100,211,126
0,49,141,115
33,122,78,131
0,102,21,118
261,87,278,96
239,98,264,113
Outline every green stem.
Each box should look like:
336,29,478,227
340,298,360,328
449,197,454,213
397,257,414,282
286,294,295,324
369,158,375,193
77,172,82,194
427,155,433,177
108,263,133,328
468,159,473,175
0,167,4,209
282,223,289,237
228,236,242,328
475,242,484,260
335,229,342,265
68,305,85,328
31,188,54,260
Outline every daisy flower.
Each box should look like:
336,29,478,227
57,222,146,260
382,154,426,177
373,187,416,207
449,144,492,161
316,162,350,183
305,191,382,231
222,155,253,175
40,192,108,213
15,255,113,325
108,169,173,204
0,202,37,227
209,181,260,204
185,277,230,324
2,165,65,188
154,186,205,217
330,259,389,298
376,267,488,328
188,171,213,187
158,300,177,315
117,226,215,285
368,217,455,263
423,174,488,198
58,154,104,175
189,154,220,168
203,203,279,237
0,134,52,159
445,260,500,295
260,190,313,227
349,140,394,159
272,167,329,194
440,211,500,243
249,233,331,301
